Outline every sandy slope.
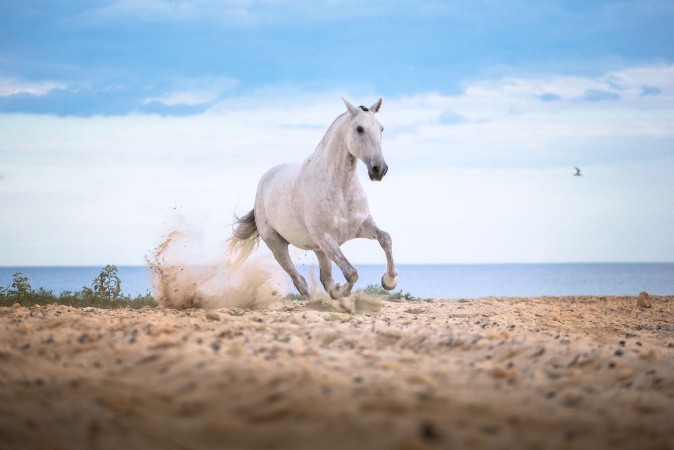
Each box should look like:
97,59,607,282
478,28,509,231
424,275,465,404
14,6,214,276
1,295,672,450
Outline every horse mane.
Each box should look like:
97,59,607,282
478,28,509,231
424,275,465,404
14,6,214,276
314,111,348,154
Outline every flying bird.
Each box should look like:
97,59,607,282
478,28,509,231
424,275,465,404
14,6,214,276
574,167,582,176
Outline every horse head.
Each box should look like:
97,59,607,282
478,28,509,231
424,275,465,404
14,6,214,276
342,98,388,181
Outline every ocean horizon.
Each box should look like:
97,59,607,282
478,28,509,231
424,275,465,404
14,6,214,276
1,263,673,300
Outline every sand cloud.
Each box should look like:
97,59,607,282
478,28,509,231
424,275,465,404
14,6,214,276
147,219,287,309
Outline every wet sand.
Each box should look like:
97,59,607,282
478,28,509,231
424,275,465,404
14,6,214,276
1,295,673,450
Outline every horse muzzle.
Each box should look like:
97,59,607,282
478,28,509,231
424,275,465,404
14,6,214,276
367,162,389,181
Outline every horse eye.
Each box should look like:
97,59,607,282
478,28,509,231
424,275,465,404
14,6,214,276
356,126,364,133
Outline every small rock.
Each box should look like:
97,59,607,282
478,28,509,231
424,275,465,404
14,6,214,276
205,312,220,321
561,393,584,408
566,368,583,381
637,292,652,308
633,400,657,414
420,421,441,441
136,354,160,365
405,373,437,387
616,367,634,381
641,349,663,362
480,424,500,435
568,352,594,367
491,366,518,380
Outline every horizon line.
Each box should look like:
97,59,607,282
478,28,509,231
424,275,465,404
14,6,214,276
2,261,674,269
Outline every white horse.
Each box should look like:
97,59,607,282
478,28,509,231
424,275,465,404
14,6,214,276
227,98,398,300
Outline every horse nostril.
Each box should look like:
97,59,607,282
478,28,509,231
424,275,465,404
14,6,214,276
368,163,387,181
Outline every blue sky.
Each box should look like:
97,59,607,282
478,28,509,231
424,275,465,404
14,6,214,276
1,0,673,266
3,1,674,115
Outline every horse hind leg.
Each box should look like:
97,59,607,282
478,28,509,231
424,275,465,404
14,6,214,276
315,236,358,300
263,231,310,299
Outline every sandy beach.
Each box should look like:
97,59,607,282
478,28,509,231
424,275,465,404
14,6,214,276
1,294,672,450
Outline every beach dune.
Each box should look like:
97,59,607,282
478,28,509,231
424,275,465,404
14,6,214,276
1,295,672,449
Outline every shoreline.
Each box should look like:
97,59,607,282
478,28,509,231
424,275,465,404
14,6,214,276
3,262,674,300
1,295,672,449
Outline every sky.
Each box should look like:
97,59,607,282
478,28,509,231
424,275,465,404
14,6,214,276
1,0,673,266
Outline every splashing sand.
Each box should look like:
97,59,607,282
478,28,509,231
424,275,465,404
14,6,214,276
146,224,287,310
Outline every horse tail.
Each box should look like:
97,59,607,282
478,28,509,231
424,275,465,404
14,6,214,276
226,209,260,268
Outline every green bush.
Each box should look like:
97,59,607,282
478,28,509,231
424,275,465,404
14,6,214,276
9,272,32,295
90,264,122,300
0,267,157,309
361,284,415,301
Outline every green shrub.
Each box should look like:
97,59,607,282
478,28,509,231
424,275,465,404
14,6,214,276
0,267,157,309
90,264,122,300
9,272,32,295
361,284,415,301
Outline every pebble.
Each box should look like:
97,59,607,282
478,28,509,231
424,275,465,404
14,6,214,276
491,366,518,380
419,421,441,441
205,312,221,321
616,367,634,381
561,393,584,408
530,347,546,358
637,292,652,308
641,349,662,362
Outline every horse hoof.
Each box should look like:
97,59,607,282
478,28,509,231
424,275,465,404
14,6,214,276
381,274,398,290
329,284,342,300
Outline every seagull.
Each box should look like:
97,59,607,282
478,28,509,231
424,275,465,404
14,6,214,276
574,167,582,176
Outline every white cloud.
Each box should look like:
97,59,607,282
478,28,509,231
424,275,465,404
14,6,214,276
382,65,674,166
0,77,66,97
143,76,239,106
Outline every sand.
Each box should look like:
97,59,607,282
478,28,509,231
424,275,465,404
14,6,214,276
1,294,672,450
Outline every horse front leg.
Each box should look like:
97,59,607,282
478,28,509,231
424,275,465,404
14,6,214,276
357,217,398,290
315,236,358,300
314,250,336,294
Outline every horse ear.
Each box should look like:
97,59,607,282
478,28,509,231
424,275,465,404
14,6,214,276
370,98,383,113
342,98,358,115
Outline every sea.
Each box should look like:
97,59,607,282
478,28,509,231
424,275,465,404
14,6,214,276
1,263,673,299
